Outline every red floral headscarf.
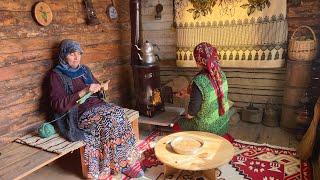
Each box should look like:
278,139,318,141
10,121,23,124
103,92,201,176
193,42,225,116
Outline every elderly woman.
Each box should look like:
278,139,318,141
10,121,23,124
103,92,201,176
176,42,230,135
49,39,143,179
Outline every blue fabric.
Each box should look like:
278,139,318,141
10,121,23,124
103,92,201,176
56,39,93,85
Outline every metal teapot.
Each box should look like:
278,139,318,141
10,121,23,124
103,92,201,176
135,41,160,64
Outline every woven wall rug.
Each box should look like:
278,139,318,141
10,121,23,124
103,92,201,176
118,131,313,180
174,0,287,68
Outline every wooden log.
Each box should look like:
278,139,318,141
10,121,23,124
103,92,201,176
142,13,173,22
225,72,286,80
160,70,286,81
0,101,39,123
9,114,45,133
228,87,283,96
0,87,42,109
142,34,177,45
0,1,36,12
0,33,121,54
228,93,283,104
159,66,286,74
143,30,176,39
116,0,130,23
0,11,93,26
158,60,176,67
0,115,44,140
157,52,176,61
0,49,55,68
160,75,286,88
0,61,52,82
142,21,173,31
227,78,285,88
0,60,129,94
0,74,43,94
0,46,119,71
230,101,266,109
0,0,119,13
0,49,123,83
288,1,320,18
0,23,120,40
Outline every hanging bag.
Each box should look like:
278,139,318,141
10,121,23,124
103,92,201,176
288,26,318,61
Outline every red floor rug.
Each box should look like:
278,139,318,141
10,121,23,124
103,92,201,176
123,131,313,180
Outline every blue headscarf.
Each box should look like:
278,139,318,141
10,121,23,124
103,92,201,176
55,39,93,85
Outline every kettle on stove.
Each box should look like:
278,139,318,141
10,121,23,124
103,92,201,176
135,41,160,64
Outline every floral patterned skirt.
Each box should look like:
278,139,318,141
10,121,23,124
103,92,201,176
79,103,142,179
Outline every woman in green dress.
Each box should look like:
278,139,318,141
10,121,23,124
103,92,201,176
175,42,230,136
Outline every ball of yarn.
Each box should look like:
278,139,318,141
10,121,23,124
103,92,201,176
38,123,56,138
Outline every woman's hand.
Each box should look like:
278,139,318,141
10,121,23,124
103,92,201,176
78,83,101,98
185,114,194,119
78,86,89,98
88,83,102,93
101,80,111,91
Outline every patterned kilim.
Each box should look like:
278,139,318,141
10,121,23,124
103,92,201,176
122,131,313,180
174,0,287,68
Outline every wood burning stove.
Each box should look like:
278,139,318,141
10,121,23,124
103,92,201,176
130,0,164,117
133,64,164,117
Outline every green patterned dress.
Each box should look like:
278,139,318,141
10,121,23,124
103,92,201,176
178,72,230,135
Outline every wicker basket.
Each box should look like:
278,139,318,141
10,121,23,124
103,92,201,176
288,26,318,61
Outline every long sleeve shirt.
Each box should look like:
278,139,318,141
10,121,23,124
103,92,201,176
187,83,202,116
49,71,104,116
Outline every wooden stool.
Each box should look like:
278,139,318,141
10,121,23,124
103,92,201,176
155,131,234,180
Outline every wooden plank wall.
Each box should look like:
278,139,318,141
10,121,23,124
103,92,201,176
142,0,320,109
0,0,132,146
287,0,320,40
141,0,176,61
160,66,286,109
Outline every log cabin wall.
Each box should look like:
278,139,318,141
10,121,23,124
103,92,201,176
141,0,176,61
141,0,320,109
287,0,320,42
0,0,132,146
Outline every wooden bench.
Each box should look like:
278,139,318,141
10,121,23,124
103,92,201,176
0,108,139,180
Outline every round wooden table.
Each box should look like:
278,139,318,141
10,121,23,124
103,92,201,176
155,131,234,180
